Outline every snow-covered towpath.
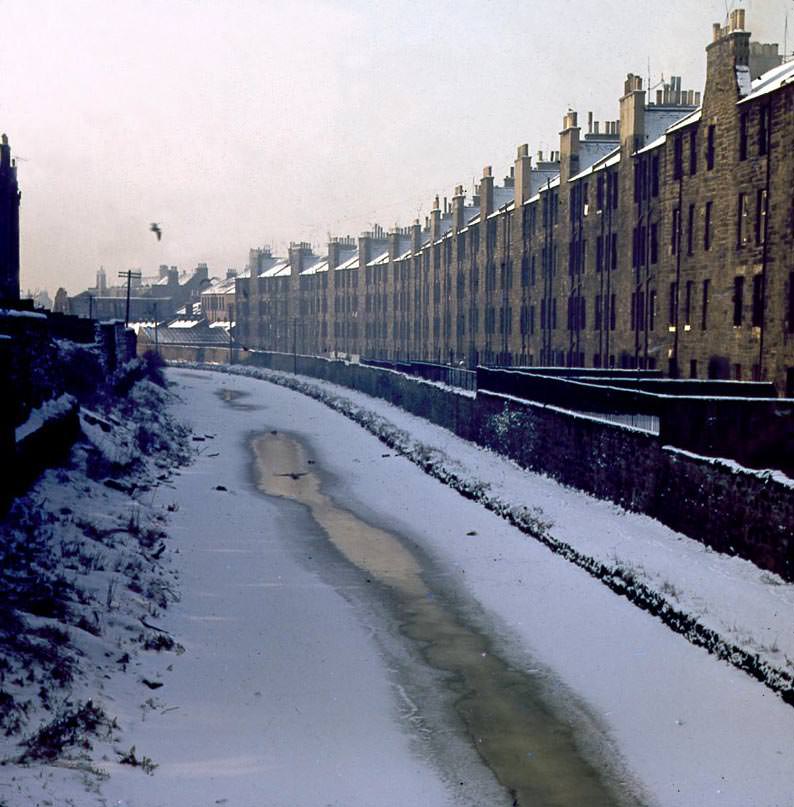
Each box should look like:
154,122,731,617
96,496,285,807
100,369,793,806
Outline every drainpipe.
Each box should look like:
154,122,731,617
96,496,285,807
758,101,773,382
672,172,684,378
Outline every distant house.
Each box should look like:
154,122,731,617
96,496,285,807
69,263,212,322
201,270,244,324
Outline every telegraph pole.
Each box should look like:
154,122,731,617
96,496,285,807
293,316,297,374
118,270,142,327
153,301,159,354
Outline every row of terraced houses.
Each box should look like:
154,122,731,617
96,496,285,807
235,12,794,394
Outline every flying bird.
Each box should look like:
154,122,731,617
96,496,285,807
150,222,162,241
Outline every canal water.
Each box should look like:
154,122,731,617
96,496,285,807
252,430,639,807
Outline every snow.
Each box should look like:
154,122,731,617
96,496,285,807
335,252,360,271
739,60,794,105
154,367,794,807
4,363,793,805
665,107,702,134
736,64,752,98
0,308,47,320
158,368,794,807
15,393,76,443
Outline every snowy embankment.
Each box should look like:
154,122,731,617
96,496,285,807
0,364,192,803
178,361,794,705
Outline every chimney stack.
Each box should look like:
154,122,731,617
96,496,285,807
480,165,494,218
452,184,466,232
514,144,532,207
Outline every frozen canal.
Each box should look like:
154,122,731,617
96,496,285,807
99,368,794,807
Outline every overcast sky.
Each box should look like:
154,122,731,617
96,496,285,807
1,0,788,294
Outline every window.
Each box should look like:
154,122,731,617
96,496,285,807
789,273,794,333
672,208,680,255
610,233,618,271
739,113,748,161
689,129,697,175
737,193,750,248
630,292,636,331
755,189,768,245
704,201,713,251
752,274,764,327
651,222,658,264
596,235,604,273
690,359,698,378
669,282,678,325
706,124,716,170
649,289,656,330
685,280,693,325
610,294,616,330
651,154,660,197
673,134,683,180
597,174,605,211
595,294,602,330
733,276,744,325
702,279,710,330
687,204,695,255
759,105,770,156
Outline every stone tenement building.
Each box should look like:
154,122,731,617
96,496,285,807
236,13,794,395
0,134,21,305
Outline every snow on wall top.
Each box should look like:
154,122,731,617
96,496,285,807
0,308,47,320
15,393,76,443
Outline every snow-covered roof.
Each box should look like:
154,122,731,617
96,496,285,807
335,252,359,272
493,186,514,208
568,146,621,183
738,59,794,105
301,258,328,276
172,302,202,317
636,133,666,156
579,139,620,172
138,325,229,346
366,250,390,268
201,276,238,296
262,260,290,278
665,107,702,134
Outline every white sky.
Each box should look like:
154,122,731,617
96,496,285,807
0,0,788,294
